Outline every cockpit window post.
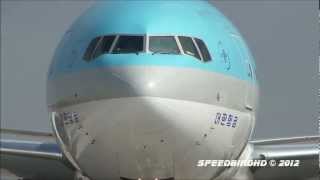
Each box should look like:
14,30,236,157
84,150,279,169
143,34,147,53
174,36,184,55
145,34,150,53
108,35,119,53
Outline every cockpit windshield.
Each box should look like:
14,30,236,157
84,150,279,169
83,34,212,63
178,36,201,60
92,36,116,59
195,38,211,62
112,36,143,54
149,36,180,55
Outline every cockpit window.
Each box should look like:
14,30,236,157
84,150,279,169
83,36,115,61
149,36,180,54
112,36,143,54
178,36,201,60
92,35,116,59
83,37,101,61
83,35,212,63
194,38,211,62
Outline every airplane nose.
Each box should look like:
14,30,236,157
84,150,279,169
49,66,253,179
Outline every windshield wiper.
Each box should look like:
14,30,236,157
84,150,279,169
119,51,141,55
152,50,178,55
112,49,141,55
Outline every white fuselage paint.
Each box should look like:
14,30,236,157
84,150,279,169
51,96,254,179
46,2,259,179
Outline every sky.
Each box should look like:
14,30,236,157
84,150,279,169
1,0,318,140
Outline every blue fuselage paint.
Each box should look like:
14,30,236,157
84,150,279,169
48,1,257,84
47,2,259,179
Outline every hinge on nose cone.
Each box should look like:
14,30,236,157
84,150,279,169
245,105,253,111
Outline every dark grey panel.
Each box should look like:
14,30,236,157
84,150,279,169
0,129,75,180
1,154,74,180
250,136,319,180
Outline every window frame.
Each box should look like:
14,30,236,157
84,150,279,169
91,35,117,59
147,35,211,63
177,36,202,61
147,35,182,55
110,34,146,54
83,36,103,61
194,38,212,62
191,37,204,60
83,34,212,63
108,35,119,53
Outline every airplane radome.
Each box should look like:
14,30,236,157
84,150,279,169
47,1,258,179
